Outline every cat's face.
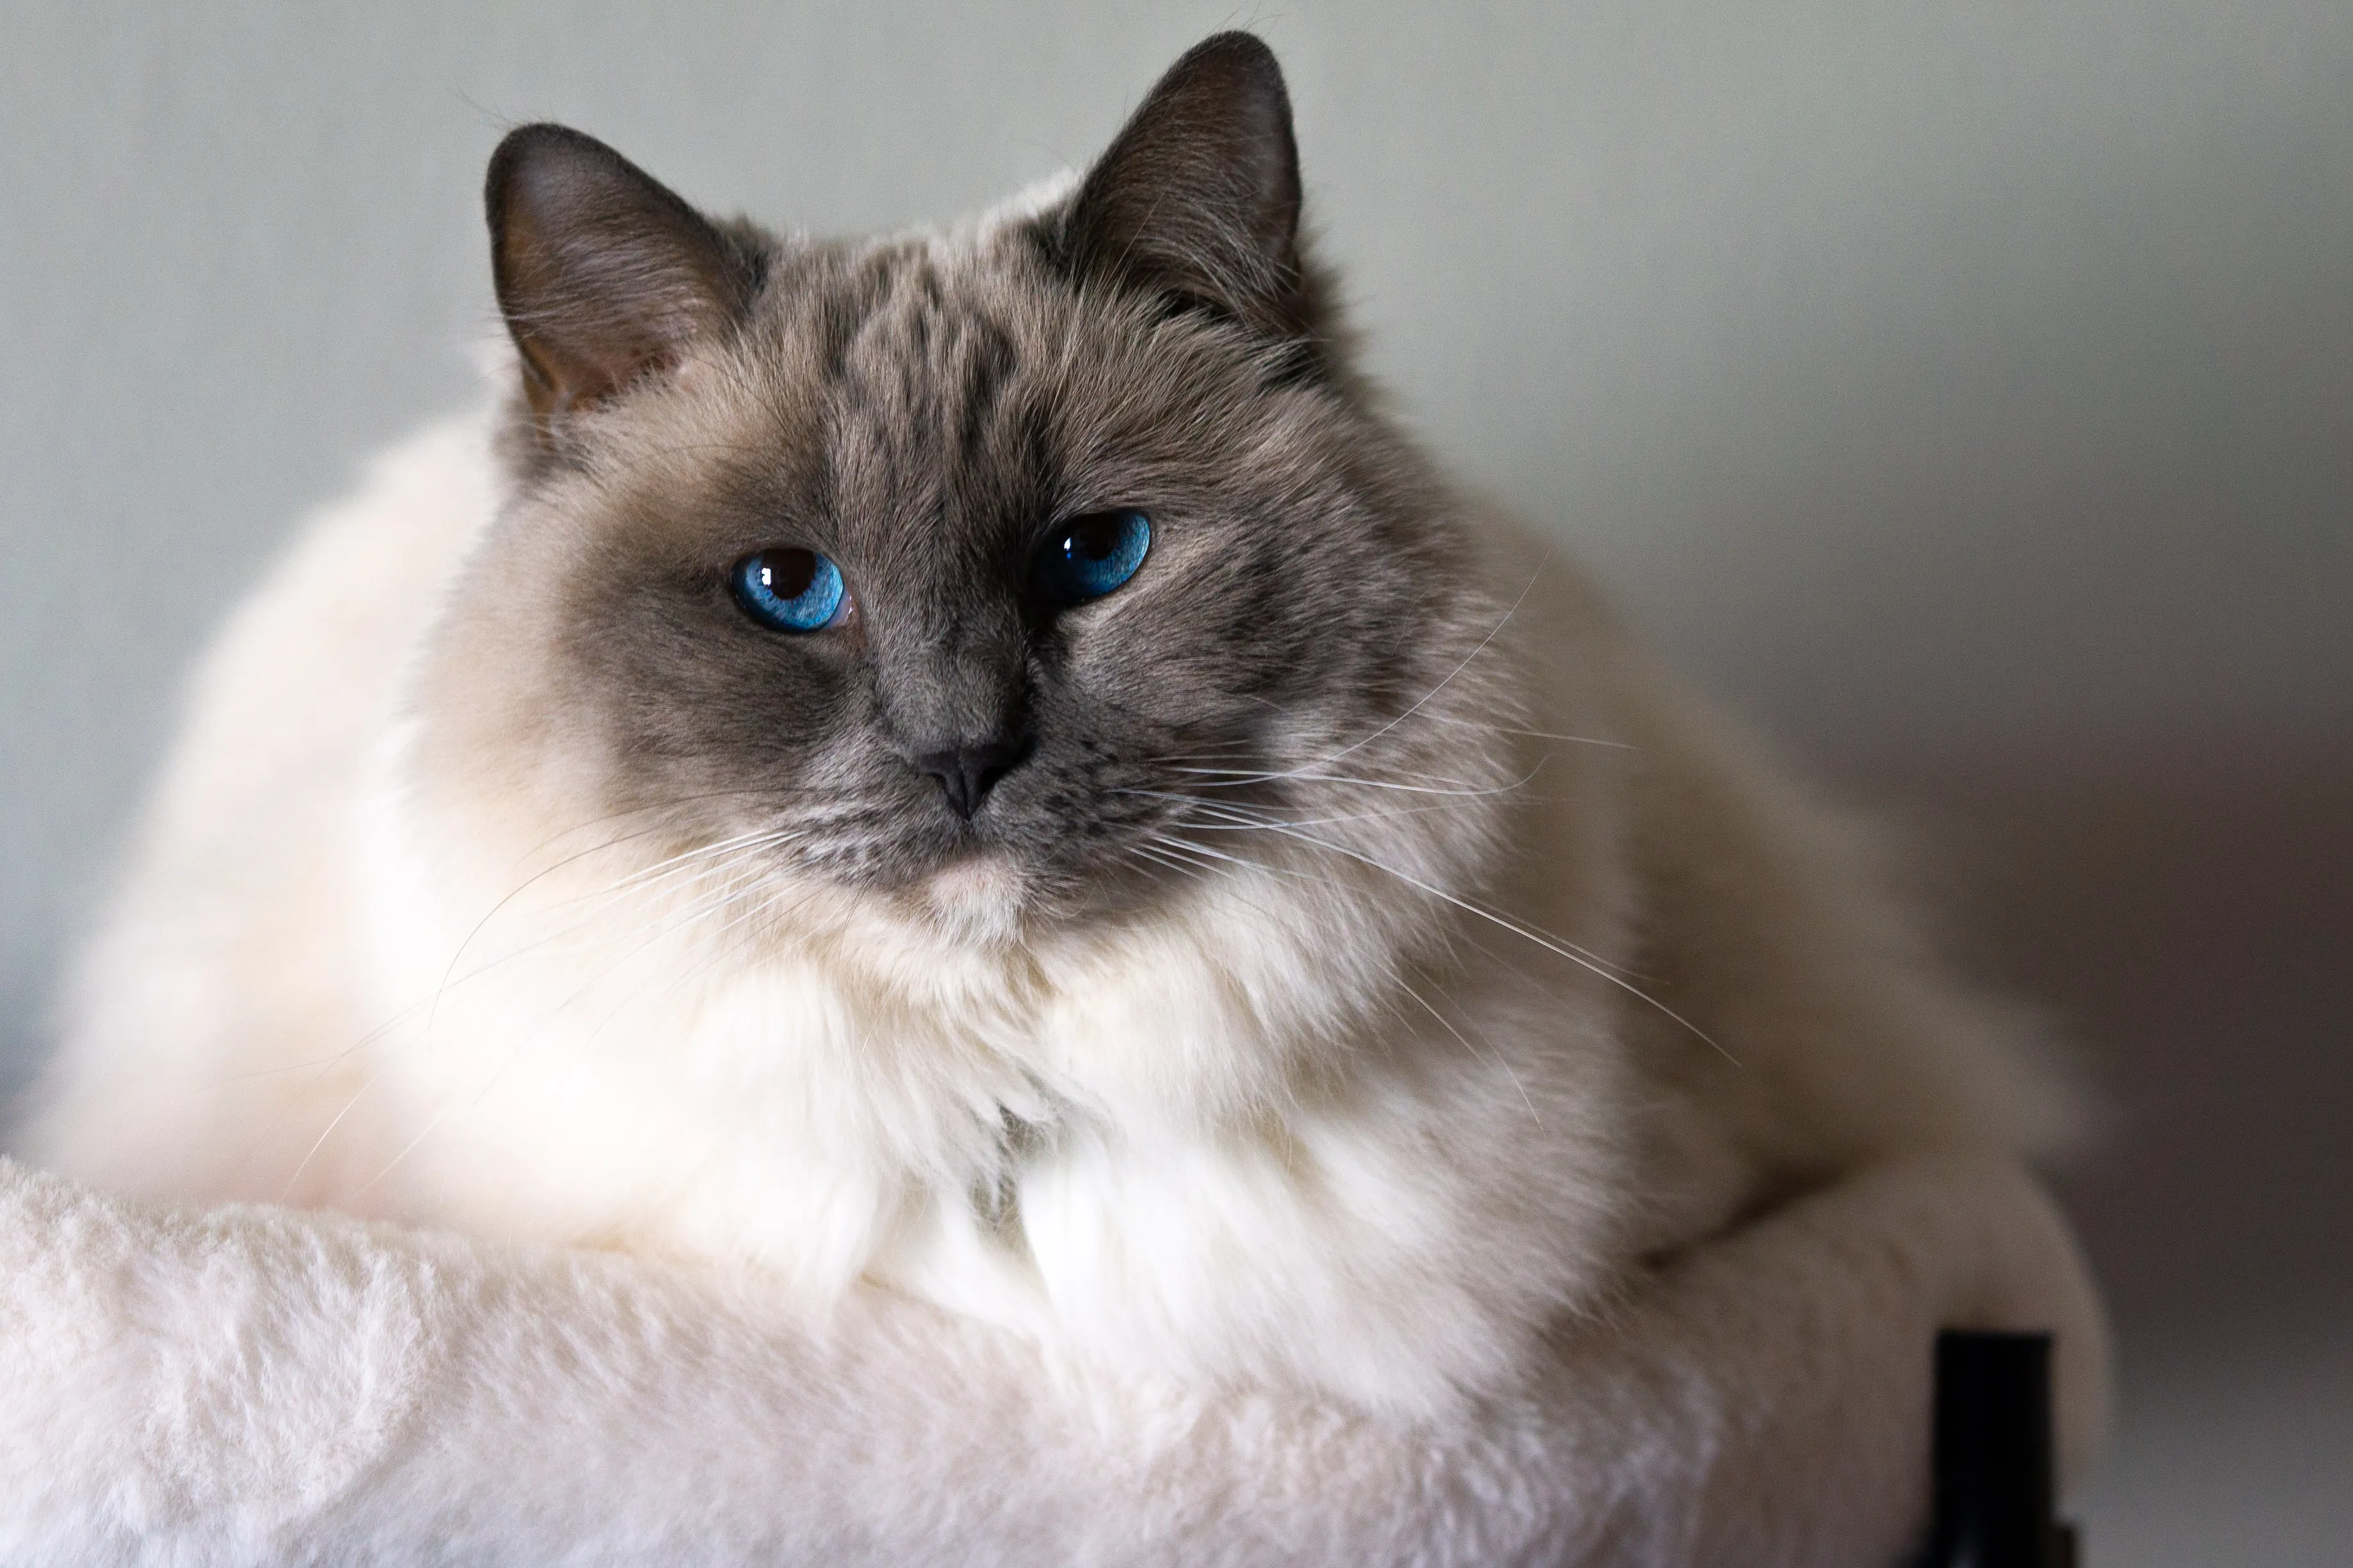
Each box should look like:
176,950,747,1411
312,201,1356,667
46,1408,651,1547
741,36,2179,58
412,35,1516,957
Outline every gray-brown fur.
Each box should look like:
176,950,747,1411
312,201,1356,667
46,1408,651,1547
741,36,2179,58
451,33,1511,928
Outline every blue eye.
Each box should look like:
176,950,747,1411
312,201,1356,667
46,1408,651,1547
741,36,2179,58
1034,510,1150,605
732,548,848,632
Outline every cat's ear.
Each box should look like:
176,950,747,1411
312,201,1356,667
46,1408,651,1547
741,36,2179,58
485,124,760,428
1060,33,1308,342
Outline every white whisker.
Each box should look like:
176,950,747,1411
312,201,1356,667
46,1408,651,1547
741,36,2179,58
1165,766,1533,799
1397,976,1542,1128
1255,819,1734,1063
1426,713,1634,749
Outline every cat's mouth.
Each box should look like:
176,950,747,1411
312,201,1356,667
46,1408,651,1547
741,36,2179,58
862,799,1196,941
719,742,1218,932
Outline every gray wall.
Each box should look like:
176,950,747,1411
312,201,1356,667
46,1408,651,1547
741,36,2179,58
5,4,2349,1560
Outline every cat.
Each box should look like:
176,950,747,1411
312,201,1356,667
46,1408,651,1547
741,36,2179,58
15,32,2071,1419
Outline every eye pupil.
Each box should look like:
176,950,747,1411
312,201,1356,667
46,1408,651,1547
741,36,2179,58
760,552,816,599
1036,510,1150,604
1068,519,1120,562
733,547,845,633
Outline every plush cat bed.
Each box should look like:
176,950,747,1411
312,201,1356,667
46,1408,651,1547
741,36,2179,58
0,1151,2105,1567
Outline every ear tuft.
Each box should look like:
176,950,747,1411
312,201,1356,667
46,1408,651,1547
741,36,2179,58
1059,33,1308,342
485,124,760,430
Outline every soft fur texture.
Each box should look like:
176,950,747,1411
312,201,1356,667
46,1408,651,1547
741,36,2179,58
0,1151,2106,1566
11,31,2106,1548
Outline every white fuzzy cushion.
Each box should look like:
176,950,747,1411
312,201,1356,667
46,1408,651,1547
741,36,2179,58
0,1152,2105,1566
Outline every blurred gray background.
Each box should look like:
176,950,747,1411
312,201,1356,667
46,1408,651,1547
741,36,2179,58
4,3,2347,1558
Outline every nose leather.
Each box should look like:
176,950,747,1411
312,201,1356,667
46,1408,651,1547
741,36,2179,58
915,740,1028,820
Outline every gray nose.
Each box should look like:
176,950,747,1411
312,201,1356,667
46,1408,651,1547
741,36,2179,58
915,740,1028,820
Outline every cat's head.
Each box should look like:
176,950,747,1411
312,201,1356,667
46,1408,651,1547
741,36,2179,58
410,33,1521,983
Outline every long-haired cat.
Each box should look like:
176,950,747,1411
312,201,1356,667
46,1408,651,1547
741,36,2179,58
18,33,2073,1418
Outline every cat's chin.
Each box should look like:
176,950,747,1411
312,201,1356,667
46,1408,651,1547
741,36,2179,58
918,853,1030,946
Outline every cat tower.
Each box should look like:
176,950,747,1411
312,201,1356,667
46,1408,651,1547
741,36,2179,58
0,1151,2102,1565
